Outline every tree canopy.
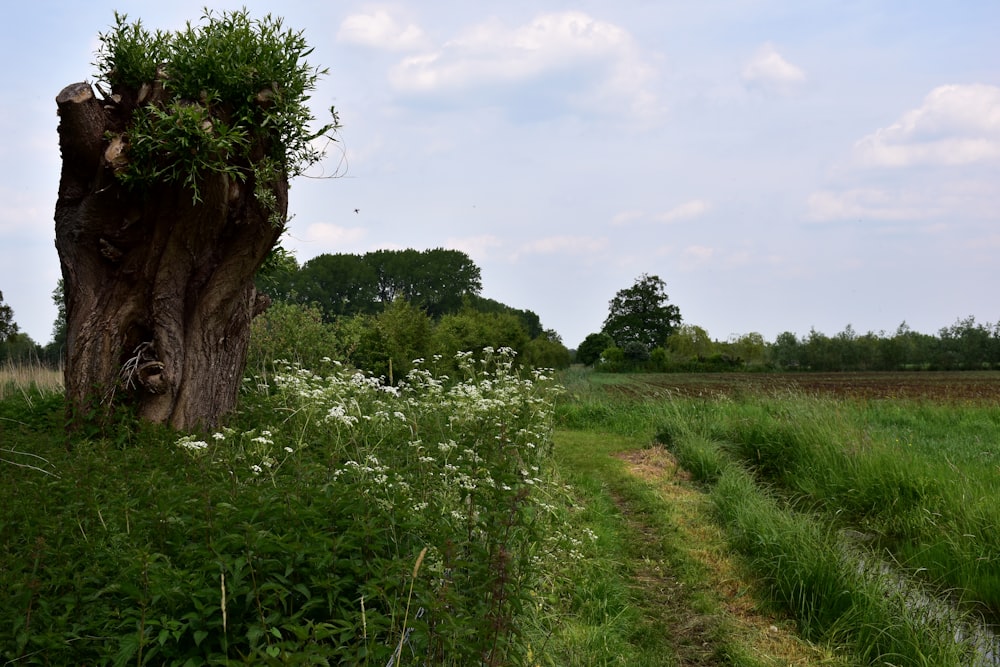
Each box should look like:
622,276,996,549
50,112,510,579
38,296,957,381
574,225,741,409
95,9,337,203
602,273,681,351
266,248,484,321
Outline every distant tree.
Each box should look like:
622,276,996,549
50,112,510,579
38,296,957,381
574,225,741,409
293,254,379,320
576,332,614,366
523,330,571,369
666,324,715,360
728,332,767,367
375,299,434,381
769,331,801,368
0,290,17,342
247,301,338,376
42,280,68,364
939,316,995,369
602,274,681,351
0,332,39,363
465,295,542,338
368,248,482,318
622,341,650,364
432,309,530,365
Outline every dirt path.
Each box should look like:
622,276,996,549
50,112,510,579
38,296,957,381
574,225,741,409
611,445,845,666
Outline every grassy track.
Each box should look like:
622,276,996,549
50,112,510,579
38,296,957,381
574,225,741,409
554,369,1000,666
549,428,843,666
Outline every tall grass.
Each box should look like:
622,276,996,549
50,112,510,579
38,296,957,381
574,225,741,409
0,359,62,400
710,465,975,666
659,392,1000,621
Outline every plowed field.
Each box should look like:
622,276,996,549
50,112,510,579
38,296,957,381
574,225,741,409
604,371,1000,402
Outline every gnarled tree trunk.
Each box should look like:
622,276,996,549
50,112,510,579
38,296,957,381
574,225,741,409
54,81,284,431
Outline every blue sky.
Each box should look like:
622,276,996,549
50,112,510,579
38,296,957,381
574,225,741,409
2,1,998,349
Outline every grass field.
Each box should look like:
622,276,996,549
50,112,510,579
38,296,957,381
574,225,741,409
556,369,1000,665
3,364,999,664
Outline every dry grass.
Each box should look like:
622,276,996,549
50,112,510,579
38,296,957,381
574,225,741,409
0,360,63,400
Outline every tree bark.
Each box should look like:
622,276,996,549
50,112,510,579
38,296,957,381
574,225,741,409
54,81,286,431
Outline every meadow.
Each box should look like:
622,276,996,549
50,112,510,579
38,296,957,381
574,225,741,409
4,361,1000,665
558,369,1000,665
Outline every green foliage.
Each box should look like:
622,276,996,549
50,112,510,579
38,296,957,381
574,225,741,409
0,293,43,364
764,319,1000,372
1,350,578,664
120,99,249,200
253,245,300,301
0,289,17,342
334,300,435,382
602,273,681,351
93,13,168,88
293,253,381,319
522,335,572,370
431,310,530,371
283,249,483,321
247,301,338,377
94,9,338,204
575,331,614,367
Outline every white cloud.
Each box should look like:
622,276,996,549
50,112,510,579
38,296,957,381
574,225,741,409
387,11,661,119
287,223,367,258
742,42,806,95
806,188,941,222
611,209,644,226
679,244,716,270
612,200,709,226
337,9,428,51
514,235,608,257
444,234,504,261
655,199,710,223
853,84,1000,167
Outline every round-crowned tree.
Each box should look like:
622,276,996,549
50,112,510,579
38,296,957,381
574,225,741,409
54,10,338,430
602,273,681,352
576,331,614,366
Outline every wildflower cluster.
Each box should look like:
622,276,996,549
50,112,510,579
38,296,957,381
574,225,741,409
172,348,577,663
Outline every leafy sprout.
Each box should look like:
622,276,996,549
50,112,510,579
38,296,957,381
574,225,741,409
93,8,339,207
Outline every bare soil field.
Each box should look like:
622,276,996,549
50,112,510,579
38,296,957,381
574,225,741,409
604,371,1000,402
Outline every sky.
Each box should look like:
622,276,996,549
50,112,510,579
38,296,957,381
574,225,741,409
2,1,998,350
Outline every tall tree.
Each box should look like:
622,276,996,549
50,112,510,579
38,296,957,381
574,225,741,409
602,274,681,351
54,10,338,429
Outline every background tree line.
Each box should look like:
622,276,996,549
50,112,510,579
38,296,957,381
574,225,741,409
3,270,998,374
579,318,1000,373
576,274,1000,373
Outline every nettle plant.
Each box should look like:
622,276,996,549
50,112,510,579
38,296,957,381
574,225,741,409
94,9,338,209
168,348,583,664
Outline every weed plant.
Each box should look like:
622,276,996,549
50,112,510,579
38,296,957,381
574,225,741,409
2,348,580,665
